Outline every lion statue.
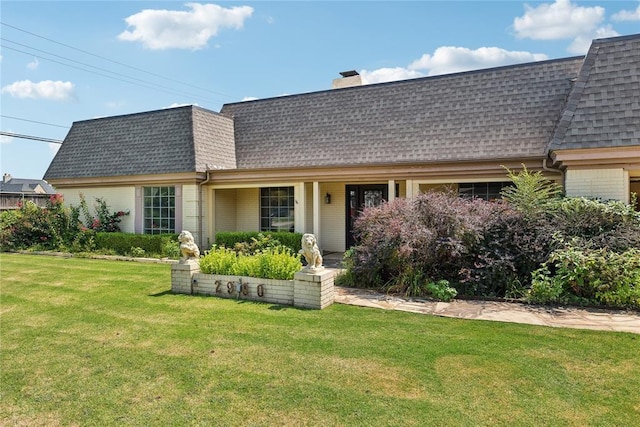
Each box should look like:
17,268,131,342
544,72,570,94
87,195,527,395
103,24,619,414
178,230,200,263
299,233,323,271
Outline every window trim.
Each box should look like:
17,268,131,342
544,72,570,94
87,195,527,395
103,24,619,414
259,186,295,233
135,185,182,234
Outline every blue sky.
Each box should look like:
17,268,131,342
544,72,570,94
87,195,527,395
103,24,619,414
1,0,639,180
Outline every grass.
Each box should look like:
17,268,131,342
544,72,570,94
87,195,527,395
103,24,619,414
1,253,639,426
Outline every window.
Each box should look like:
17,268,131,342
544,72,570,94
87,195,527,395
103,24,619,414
143,186,175,234
458,182,512,201
260,187,294,232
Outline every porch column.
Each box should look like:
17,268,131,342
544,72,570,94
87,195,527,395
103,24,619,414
313,181,321,245
388,180,396,202
294,182,306,234
209,189,216,245
405,179,415,199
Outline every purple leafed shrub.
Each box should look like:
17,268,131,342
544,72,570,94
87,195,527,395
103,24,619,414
348,191,511,294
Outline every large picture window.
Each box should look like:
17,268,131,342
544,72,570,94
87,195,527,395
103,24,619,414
260,187,294,232
143,186,175,234
458,182,512,201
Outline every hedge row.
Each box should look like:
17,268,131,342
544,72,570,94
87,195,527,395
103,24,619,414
214,231,303,253
95,232,179,257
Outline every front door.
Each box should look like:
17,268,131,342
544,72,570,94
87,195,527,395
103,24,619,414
345,184,388,248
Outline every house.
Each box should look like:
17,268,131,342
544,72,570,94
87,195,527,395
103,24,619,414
44,34,640,252
0,173,57,211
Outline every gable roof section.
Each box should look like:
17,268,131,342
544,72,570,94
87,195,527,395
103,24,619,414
221,57,583,170
550,34,640,150
44,105,235,180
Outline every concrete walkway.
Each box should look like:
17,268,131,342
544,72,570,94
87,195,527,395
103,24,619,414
334,286,640,334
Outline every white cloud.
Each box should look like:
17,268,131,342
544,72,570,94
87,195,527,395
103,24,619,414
27,58,39,70
1,80,75,101
241,96,258,102
360,67,424,84
358,45,549,85
118,3,253,50
408,46,548,76
567,25,619,54
513,0,605,40
612,5,640,21
49,142,61,155
0,133,14,144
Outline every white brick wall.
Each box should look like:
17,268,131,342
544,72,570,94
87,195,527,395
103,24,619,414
176,269,336,309
565,168,629,202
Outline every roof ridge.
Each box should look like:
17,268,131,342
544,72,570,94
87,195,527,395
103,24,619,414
222,56,585,109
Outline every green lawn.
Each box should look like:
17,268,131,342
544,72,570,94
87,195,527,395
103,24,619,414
1,253,639,426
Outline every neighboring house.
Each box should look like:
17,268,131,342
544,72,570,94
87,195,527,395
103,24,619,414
44,34,640,252
0,173,58,211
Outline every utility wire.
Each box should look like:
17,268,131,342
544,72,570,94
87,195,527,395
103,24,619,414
0,21,236,100
0,115,69,129
0,131,63,144
2,39,220,103
2,44,220,104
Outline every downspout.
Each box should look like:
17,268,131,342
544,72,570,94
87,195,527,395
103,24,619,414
198,170,213,250
542,157,565,195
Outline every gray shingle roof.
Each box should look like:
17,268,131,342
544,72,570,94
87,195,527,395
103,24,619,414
550,34,640,150
221,57,583,169
44,105,234,180
0,177,56,194
44,33,640,181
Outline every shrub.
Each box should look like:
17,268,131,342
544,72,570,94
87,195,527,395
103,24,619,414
528,246,640,309
0,195,94,252
76,194,129,232
500,164,562,217
258,247,303,280
546,197,640,252
229,232,286,255
94,233,178,258
348,191,504,291
426,280,458,302
215,231,303,253
200,246,302,280
199,246,238,275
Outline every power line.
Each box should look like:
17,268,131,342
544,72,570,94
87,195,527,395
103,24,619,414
1,44,221,104
0,21,236,100
0,131,63,144
0,115,69,129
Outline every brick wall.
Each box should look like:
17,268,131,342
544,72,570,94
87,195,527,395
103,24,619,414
565,168,629,202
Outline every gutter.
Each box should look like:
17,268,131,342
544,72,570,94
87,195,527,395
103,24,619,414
542,157,565,195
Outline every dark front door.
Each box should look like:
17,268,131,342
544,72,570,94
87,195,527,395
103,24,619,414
346,184,388,248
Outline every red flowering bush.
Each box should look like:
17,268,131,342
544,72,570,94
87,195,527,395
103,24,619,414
0,193,127,252
78,194,129,232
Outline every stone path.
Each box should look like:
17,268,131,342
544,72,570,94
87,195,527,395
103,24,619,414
333,286,640,334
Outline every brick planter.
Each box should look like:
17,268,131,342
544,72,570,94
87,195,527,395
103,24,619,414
171,264,335,309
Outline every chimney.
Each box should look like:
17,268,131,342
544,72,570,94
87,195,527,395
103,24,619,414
332,70,362,89
3,173,12,183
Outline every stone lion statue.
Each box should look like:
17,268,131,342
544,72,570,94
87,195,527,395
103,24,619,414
299,233,323,271
178,230,200,262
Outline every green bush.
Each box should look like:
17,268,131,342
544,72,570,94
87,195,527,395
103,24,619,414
215,231,302,253
0,195,94,252
94,233,178,258
529,246,640,308
200,246,302,280
426,280,458,302
199,246,238,275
